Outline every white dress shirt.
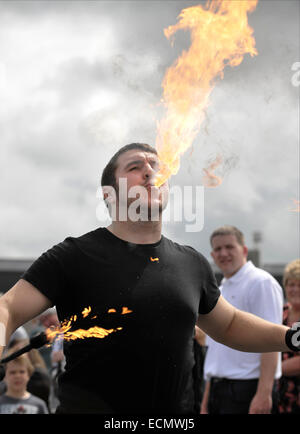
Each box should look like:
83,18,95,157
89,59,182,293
204,261,283,380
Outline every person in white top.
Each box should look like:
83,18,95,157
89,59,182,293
201,225,283,414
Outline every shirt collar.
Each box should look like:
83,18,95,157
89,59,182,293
221,260,255,285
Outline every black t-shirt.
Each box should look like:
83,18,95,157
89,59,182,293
22,228,220,414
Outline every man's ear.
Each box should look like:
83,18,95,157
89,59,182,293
103,192,109,204
101,186,117,222
102,186,116,206
243,245,248,259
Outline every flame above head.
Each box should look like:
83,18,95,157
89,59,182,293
202,154,223,187
154,0,258,187
45,306,132,344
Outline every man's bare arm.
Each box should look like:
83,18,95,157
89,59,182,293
0,279,52,358
257,352,279,396
197,295,290,353
200,380,210,414
248,352,279,414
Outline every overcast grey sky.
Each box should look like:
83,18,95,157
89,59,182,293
0,0,299,265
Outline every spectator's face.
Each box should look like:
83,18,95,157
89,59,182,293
285,279,300,308
211,234,248,278
5,361,29,394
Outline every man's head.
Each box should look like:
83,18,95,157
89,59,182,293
210,225,248,278
101,143,158,190
101,143,169,221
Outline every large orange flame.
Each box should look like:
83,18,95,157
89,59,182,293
155,0,258,187
45,306,132,344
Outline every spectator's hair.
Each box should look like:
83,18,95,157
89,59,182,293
210,225,245,247
101,143,157,189
283,259,300,288
4,349,34,377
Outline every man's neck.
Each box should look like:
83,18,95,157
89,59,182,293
107,220,162,245
223,260,247,279
5,390,30,400
289,305,300,321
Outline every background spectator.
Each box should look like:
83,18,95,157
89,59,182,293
48,334,65,413
277,259,300,413
201,225,283,414
0,348,48,414
1,340,51,411
8,326,29,347
193,326,207,413
29,307,60,372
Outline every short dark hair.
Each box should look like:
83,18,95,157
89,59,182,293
210,225,245,247
101,143,157,189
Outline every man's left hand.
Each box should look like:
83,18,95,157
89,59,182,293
248,392,272,414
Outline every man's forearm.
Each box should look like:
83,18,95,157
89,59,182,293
248,352,279,414
198,296,296,353
0,303,14,359
0,280,53,360
223,309,290,353
257,352,279,395
200,380,210,414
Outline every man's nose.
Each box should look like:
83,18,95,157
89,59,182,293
144,164,155,179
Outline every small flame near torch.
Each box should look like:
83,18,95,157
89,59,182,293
45,306,132,344
202,155,223,188
290,199,300,212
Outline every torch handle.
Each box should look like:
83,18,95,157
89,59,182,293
0,344,32,363
0,364,5,381
0,331,49,364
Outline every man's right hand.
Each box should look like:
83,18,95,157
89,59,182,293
0,279,52,359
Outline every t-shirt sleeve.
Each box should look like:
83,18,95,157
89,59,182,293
198,254,221,315
21,238,75,306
